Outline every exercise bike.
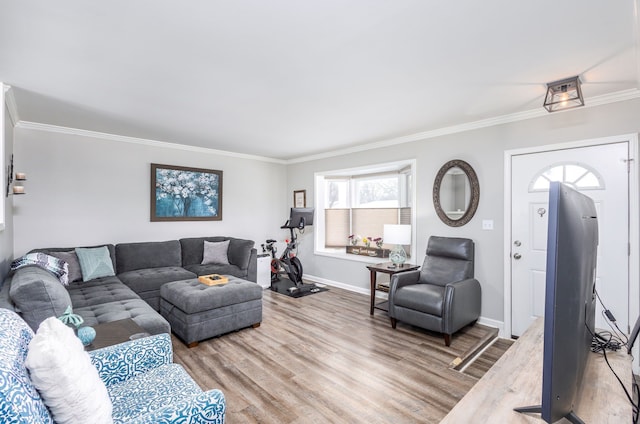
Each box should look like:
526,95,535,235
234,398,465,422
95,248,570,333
261,208,317,294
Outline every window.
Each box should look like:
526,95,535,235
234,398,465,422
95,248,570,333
315,160,415,259
529,162,604,192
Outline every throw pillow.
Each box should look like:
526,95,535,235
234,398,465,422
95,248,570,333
25,317,113,424
75,246,116,282
201,240,230,265
49,251,83,283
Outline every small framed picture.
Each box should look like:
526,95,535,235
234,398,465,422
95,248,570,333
293,190,306,208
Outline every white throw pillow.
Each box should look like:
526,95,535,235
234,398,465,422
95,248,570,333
25,317,113,424
201,240,230,265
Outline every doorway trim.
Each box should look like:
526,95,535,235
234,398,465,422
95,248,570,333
503,133,639,341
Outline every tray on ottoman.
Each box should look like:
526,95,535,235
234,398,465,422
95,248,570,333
160,277,262,347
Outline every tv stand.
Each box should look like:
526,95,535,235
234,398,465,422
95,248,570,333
441,318,632,423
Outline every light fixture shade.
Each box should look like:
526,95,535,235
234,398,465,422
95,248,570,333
383,224,411,245
543,76,584,113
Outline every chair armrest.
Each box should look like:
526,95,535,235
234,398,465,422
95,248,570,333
388,270,421,313
442,278,481,334
127,390,226,424
89,333,173,387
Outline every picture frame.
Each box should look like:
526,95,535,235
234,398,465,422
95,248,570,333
293,189,306,208
150,163,223,221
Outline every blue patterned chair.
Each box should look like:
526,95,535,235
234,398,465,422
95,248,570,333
0,308,226,423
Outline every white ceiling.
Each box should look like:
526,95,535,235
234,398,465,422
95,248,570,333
1,1,639,161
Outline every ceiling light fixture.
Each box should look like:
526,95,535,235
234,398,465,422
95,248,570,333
543,76,584,113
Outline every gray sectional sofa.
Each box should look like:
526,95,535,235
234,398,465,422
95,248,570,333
0,236,257,337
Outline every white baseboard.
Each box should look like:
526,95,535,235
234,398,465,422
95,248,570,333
305,274,505,335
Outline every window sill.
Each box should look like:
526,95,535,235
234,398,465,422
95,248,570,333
314,248,409,265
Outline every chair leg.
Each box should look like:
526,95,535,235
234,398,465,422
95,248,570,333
444,334,451,347
390,317,397,329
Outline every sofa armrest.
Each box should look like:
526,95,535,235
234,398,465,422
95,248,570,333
127,390,226,424
388,270,421,314
246,248,258,282
442,278,481,334
89,333,173,387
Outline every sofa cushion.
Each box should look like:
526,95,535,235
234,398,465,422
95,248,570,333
25,317,113,424
108,364,202,422
31,244,117,274
66,277,140,309
11,253,70,285
74,299,171,335
9,267,72,331
49,251,83,283
115,240,183,274
201,240,230,265
75,246,116,282
180,237,254,270
118,267,196,296
0,309,53,424
183,263,247,279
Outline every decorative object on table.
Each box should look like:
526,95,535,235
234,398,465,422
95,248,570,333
384,224,411,267
150,163,223,222
374,237,383,248
543,75,584,113
293,189,306,208
198,274,229,286
362,237,371,248
345,245,390,258
58,305,84,332
348,234,360,246
77,326,96,346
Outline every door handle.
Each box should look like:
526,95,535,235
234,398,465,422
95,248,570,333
513,253,522,260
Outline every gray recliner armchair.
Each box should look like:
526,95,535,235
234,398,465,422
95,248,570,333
388,236,481,346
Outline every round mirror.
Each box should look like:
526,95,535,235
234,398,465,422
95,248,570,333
433,159,479,227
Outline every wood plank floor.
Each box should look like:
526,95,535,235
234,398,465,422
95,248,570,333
172,286,507,423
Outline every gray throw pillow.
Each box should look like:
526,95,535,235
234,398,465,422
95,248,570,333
50,251,83,283
201,240,230,265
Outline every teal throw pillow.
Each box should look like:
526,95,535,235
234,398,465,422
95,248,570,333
75,246,115,282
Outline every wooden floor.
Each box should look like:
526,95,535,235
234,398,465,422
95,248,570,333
172,286,508,423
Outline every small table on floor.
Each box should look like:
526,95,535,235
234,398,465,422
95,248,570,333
366,262,420,315
85,319,149,351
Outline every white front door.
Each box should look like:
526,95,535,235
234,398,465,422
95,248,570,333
510,142,629,337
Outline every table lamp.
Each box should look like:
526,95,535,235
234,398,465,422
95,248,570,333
384,224,411,268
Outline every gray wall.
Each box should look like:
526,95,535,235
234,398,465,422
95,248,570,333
287,98,640,326
0,102,14,278
12,128,289,256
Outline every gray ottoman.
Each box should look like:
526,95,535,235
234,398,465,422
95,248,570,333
160,277,263,347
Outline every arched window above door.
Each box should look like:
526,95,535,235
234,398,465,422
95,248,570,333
528,162,604,192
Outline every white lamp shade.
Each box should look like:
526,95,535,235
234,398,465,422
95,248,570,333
383,224,411,245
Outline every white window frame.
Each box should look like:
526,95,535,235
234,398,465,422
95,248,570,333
314,159,416,263
0,84,5,232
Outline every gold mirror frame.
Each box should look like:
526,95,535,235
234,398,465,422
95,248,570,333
433,159,480,227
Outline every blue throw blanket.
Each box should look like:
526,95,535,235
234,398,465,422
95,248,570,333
10,253,69,285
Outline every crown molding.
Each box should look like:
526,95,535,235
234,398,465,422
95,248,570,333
287,88,640,164
10,88,640,165
14,121,287,164
2,84,20,126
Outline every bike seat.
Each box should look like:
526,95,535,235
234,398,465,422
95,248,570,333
266,239,277,243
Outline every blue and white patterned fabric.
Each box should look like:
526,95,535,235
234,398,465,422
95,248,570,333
0,308,226,423
89,333,173,386
0,309,53,423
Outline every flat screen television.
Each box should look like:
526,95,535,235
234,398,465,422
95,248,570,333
286,207,314,229
515,181,598,424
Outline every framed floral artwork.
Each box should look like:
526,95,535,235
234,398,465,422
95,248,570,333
150,163,223,221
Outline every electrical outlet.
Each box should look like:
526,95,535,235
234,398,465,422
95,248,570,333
482,220,494,230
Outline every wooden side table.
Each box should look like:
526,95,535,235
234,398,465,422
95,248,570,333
366,262,420,315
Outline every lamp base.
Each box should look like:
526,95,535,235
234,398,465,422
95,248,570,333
389,245,407,266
